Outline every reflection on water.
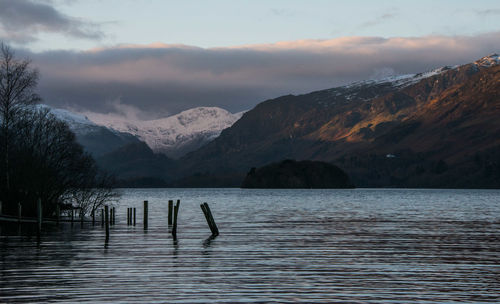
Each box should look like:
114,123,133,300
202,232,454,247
1,188,500,303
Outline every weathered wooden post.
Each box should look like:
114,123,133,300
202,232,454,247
143,200,148,230
105,205,110,241
201,202,219,236
133,208,136,226
80,208,84,227
101,208,104,227
110,208,114,225
200,203,213,235
37,198,42,235
172,200,180,238
18,202,22,223
109,208,113,225
168,200,173,225
56,204,60,225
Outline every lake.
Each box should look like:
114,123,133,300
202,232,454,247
1,188,500,303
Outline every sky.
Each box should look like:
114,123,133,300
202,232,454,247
1,0,499,118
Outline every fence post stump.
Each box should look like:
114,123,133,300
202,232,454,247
37,198,42,235
56,204,60,225
172,200,180,238
105,205,110,241
143,200,148,230
201,202,219,236
133,208,136,226
80,208,84,227
168,200,173,225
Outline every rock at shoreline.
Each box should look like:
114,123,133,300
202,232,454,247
241,159,354,189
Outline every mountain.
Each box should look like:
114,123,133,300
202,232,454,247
95,141,176,187
177,54,500,188
86,107,244,158
43,105,142,157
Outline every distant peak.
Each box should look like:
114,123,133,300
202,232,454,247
474,53,500,67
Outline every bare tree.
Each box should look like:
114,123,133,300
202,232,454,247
70,172,120,218
0,42,119,218
0,43,40,193
8,108,120,216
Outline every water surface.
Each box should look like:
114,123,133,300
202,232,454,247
1,188,500,303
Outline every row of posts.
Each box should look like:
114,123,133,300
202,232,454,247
1,199,218,240
122,199,219,238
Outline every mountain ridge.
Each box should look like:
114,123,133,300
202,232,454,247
175,54,500,188
84,106,244,158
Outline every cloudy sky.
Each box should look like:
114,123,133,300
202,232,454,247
1,0,499,118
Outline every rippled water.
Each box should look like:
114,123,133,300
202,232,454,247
1,188,500,303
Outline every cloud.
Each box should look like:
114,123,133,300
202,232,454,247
0,0,104,44
17,32,500,118
475,9,500,16
270,8,294,17
358,13,396,29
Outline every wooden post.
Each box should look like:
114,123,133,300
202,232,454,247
202,202,219,236
168,200,173,225
143,200,148,230
133,208,136,226
201,203,213,235
56,204,60,225
37,198,42,234
110,208,113,225
101,208,104,227
130,208,133,225
172,200,180,238
92,209,95,225
80,208,84,226
17,203,22,223
109,208,112,225
105,205,110,241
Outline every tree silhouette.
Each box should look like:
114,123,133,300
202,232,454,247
0,43,40,195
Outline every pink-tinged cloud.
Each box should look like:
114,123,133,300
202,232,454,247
19,32,500,117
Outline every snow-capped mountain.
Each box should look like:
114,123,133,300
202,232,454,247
39,104,142,157
177,53,500,187
345,54,498,90
85,107,245,158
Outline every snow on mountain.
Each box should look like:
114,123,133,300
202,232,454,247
35,104,142,157
85,107,244,158
474,53,500,67
345,65,456,90
34,104,99,133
